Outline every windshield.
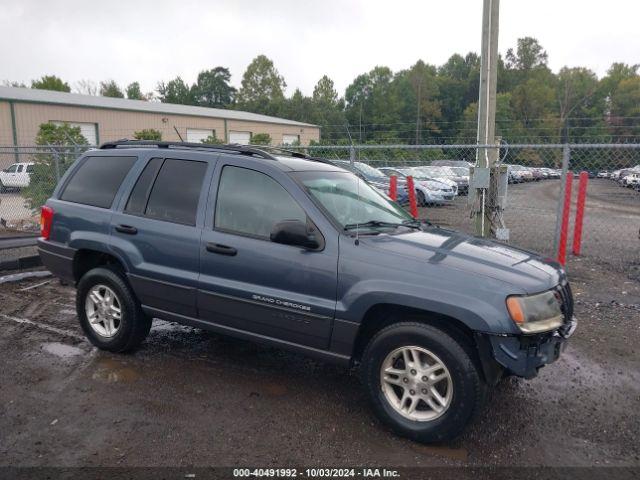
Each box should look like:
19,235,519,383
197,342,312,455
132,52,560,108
294,171,413,228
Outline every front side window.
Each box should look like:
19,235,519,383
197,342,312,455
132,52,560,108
60,156,136,208
144,159,207,226
6,165,18,173
295,171,412,228
215,166,306,238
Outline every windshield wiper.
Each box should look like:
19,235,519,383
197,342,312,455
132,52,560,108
344,220,422,231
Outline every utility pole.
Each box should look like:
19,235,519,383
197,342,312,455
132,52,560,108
415,81,421,145
472,0,507,239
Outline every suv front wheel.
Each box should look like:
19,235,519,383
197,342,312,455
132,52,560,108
76,267,152,352
361,322,486,442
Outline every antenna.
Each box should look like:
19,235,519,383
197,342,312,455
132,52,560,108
173,126,184,142
344,123,361,246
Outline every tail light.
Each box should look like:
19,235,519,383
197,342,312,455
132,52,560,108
40,205,54,240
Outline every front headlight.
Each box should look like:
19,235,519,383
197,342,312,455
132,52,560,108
506,290,563,334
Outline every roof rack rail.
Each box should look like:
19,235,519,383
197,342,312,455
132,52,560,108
99,140,278,160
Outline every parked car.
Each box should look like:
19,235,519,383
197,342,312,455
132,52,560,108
0,162,34,192
38,141,577,443
416,166,469,196
430,159,473,168
622,172,640,188
332,160,409,205
378,167,457,205
596,171,609,178
506,165,534,183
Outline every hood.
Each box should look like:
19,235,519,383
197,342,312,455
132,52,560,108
361,227,562,294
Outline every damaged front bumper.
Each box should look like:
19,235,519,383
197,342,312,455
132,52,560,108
477,317,578,383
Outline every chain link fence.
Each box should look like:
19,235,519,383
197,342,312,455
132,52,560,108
1,143,638,272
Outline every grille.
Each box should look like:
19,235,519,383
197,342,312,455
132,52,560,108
556,282,574,323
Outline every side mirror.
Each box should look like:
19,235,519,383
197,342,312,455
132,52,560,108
270,219,320,250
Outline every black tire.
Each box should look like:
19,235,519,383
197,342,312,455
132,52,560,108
361,322,486,443
76,266,152,352
0,180,6,193
416,190,427,207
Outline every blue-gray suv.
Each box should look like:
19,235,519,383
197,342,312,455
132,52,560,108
38,141,577,443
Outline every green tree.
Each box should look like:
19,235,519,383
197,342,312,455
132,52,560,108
510,76,555,137
283,89,314,124
310,75,347,141
100,80,124,98
23,123,88,208
192,67,236,107
31,75,70,92
236,55,286,115
133,129,162,140
609,76,640,137
250,133,272,145
3,80,26,88
313,75,339,105
395,60,442,143
437,53,480,140
506,37,548,71
599,62,639,100
345,66,399,142
555,67,601,142
126,81,146,100
157,77,194,105
201,134,224,145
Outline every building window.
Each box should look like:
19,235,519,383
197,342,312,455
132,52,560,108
282,134,300,146
228,131,251,145
51,121,98,146
186,128,214,143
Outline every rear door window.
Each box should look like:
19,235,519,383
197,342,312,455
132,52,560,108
143,159,207,226
124,158,163,215
60,156,136,208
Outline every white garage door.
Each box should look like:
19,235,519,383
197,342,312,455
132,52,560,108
186,128,214,143
229,131,251,145
282,134,300,145
52,121,98,146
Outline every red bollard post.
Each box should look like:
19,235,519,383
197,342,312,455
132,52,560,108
406,176,418,219
389,175,398,201
572,171,589,256
557,171,573,266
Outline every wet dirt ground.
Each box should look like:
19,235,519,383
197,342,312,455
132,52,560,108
1,262,639,468
1,180,639,469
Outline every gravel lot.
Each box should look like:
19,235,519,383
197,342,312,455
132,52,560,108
1,180,639,469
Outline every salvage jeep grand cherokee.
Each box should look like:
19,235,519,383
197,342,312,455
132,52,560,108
38,141,577,442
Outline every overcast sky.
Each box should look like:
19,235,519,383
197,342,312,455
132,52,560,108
1,0,638,97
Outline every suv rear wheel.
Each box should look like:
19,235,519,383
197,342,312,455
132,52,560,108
361,322,486,442
76,267,152,352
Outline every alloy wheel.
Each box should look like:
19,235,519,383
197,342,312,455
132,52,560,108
380,346,453,422
85,284,122,338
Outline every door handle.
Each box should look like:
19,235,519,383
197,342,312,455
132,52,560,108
115,224,138,235
206,242,237,256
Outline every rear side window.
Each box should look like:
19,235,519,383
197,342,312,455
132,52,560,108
144,159,207,226
60,156,136,208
